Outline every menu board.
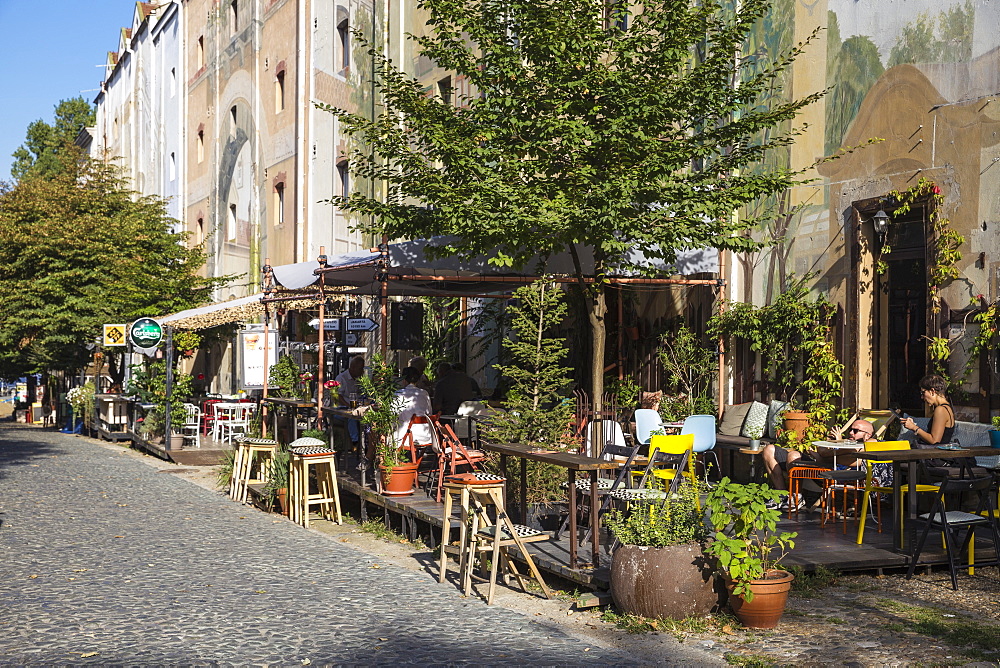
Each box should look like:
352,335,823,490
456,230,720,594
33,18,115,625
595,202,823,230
240,330,277,389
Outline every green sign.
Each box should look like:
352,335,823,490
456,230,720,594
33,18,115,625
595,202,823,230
130,318,164,349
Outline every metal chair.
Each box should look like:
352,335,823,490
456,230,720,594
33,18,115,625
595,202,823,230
856,440,939,544
906,475,1000,590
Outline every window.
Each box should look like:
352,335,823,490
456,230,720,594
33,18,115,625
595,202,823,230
337,160,350,198
228,203,237,241
230,105,238,137
196,217,205,244
275,70,285,112
196,129,205,162
438,76,452,106
197,36,205,69
170,67,176,96
230,0,239,35
337,17,350,71
274,183,285,225
169,152,176,181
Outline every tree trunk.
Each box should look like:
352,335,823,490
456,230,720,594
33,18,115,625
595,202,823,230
588,286,607,457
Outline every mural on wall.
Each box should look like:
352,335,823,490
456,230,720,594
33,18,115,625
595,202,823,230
825,0,974,156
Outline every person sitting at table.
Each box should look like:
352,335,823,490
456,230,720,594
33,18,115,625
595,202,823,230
394,367,433,449
432,362,480,415
396,356,433,393
901,374,955,446
334,355,366,453
760,419,877,508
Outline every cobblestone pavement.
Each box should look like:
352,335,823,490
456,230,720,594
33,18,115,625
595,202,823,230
0,423,722,667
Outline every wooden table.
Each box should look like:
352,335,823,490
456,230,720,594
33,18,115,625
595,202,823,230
261,397,316,442
479,442,620,570
854,446,997,553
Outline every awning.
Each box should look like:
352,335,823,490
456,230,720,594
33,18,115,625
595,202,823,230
158,292,325,330
297,237,718,297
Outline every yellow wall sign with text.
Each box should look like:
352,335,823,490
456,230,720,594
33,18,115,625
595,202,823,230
103,324,128,347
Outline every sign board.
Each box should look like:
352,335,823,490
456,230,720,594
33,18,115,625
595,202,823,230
240,330,278,389
103,324,128,347
347,317,378,332
129,318,164,349
309,318,342,331
345,332,358,346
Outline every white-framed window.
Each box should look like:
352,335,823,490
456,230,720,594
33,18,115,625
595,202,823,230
228,203,237,241
337,160,350,198
275,70,285,112
337,17,350,71
274,182,285,225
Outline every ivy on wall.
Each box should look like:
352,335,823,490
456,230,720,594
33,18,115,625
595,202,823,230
879,178,964,316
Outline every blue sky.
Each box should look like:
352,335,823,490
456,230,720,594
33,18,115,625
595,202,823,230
0,1,133,182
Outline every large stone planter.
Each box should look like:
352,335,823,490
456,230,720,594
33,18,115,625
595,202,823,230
611,543,719,619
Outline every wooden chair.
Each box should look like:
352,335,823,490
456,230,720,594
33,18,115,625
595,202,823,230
180,403,201,448
428,418,487,502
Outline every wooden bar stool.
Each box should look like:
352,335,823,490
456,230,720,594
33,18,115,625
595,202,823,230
289,439,343,528
438,472,552,605
229,437,278,504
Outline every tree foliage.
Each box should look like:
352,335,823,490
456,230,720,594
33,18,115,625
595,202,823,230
323,0,826,403
10,97,95,181
0,156,227,377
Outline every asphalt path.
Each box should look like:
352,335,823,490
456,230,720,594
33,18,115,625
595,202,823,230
0,422,652,666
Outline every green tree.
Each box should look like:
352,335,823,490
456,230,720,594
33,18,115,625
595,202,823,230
825,29,884,155
324,0,827,406
0,155,228,377
10,97,95,181
482,281,576,503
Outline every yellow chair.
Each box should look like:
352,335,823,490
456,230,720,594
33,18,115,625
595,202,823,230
634,434,697,495
856,440,939,545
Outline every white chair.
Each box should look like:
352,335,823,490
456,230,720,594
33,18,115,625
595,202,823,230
180,403,201,448
219,404,254,444
583,419,629,457
633,408,662,446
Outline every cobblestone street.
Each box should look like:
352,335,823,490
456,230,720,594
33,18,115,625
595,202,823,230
0,423,722,666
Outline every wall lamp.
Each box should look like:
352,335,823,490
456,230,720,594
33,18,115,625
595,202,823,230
872,209,890,247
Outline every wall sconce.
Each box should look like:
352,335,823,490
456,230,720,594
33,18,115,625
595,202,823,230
872,209,890,247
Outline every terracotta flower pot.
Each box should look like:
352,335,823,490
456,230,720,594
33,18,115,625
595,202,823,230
380,462,419,496
726,569,794,629
782,410,810,440
611,544,720,619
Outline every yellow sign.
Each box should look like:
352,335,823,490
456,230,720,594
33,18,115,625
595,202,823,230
103,324,128,347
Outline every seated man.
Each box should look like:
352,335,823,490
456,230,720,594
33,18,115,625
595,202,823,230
760,419,876,509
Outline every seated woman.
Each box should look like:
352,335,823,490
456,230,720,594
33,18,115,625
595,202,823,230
901,374,955,446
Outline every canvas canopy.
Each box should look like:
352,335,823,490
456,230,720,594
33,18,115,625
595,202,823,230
157,292,324,330
271,237,718,297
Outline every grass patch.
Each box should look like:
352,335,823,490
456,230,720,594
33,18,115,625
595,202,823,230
724,653,777,667
787,564,839,597
356,518,426,549
600,609,744,641
872,599,1000,659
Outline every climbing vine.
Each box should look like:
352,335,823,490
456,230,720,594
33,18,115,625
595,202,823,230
880,178,964,316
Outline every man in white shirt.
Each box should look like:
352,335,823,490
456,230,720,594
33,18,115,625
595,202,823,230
395,367,433,448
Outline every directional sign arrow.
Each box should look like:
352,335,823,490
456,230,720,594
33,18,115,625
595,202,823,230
347,318,378,332
345,332,359,346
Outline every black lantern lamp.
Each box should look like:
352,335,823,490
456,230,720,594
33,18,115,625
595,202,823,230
872,209,890,247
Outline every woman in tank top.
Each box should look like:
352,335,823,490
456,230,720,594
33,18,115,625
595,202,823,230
901,374,955,445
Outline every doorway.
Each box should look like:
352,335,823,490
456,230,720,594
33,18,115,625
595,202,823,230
879,206,929,414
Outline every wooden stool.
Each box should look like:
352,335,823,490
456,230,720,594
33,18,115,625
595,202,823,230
229,437,278,504
289,445,343,527
438,473,552,605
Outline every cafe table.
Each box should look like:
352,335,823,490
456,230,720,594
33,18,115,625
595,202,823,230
853,446,997,553
261,397,316,442
478,442,620,570
320,405,374,490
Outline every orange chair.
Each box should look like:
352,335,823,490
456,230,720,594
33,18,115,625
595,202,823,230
429,419,487,502
787,464,831,520
399,413,437,466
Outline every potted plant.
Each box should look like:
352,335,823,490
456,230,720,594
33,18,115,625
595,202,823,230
991,416,1000,448
605,483,720,619
263,447,291,514
745,424,764,451
705,477,798,629
127,361,194,446
359,353,418,496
